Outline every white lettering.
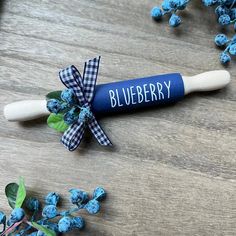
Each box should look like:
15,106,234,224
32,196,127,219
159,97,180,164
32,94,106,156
164,81,171,99
143,84,150,102
149,83,157,101
130,86,137,105
122,88,131,105
116,89,123,107
136,86,144,103
156,82,164,100
109,90,116,108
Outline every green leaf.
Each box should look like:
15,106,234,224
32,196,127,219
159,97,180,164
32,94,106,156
47,113,69,132
15,177,26,208
31,222,56,236
46,91,62,101
5,183,19,209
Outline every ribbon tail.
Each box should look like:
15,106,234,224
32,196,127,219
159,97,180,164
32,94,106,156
88,116,112,146
61,122,86,151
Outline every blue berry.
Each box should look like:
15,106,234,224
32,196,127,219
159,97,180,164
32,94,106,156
230,8,236,20
214,34,228,46
202,0,216,6
69,189,89,205
223,0,235,4
26,198,40,211
177,0,188,10
72,216,85,229
93,187,106,201
27,232,38,236
0,211,6,224
36,231,46,236
169,0,180,8
8,208,25,225
229,43,236,55
169,14,181,27
64,108,78,125
46,99,62,114
58,217,72,233
26,231,38,236
218,14,231,25
42,205,57,219
61,89,76,105
78,106,93,123
232,35,236,43
220,52,231,64
85,199,100,214
45,192,60,206
46,222,59,232
162,0,172,11
215,5,229,17
151,7,163,20
218,0,229,4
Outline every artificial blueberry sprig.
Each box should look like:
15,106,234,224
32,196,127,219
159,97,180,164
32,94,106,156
46,89,92,133
0,177,107,236
215,33,236,63
151,0,189,27
151,0,236,64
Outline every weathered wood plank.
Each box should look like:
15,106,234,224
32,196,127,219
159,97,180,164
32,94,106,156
0,137,235,236
0,0,235,235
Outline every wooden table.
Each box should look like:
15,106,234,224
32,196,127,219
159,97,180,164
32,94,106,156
0,1,235,235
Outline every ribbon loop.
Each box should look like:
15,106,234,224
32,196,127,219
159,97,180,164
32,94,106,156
59,65,86,106
82,56,101,103
59,57,112,151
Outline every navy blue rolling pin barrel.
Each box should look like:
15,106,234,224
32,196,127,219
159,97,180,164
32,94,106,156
91,73,185,114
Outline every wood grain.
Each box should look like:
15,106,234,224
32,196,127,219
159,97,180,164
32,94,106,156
0,0,235,235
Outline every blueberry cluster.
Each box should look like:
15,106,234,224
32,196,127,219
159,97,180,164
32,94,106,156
151,0,189,27
151,0,236,64
47,89,79,125
47,89,93,126
215,34,236,63
0,186,106,236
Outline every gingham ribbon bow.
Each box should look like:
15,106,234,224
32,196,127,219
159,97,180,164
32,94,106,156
59,56,112,151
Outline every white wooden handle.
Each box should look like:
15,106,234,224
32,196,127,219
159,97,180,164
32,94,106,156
182,70,230,95
4,100,49,121
4,70,231,122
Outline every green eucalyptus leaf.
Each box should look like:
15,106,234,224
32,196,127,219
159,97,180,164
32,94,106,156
46,91,62,101
5,183,19,209
31,222,56,236
47,113,69,132
15,177,26,208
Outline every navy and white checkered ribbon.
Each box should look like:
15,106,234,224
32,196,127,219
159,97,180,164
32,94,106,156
59,56,112,151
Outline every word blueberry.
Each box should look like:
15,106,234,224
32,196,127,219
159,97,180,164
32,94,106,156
109,80,171,108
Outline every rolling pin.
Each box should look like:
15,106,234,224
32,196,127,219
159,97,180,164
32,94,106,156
4,70,230,122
